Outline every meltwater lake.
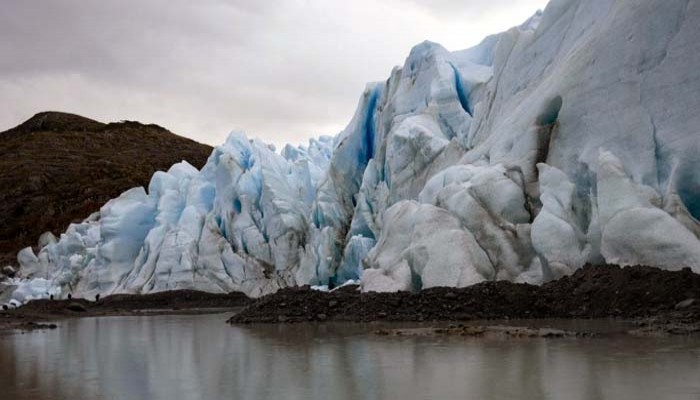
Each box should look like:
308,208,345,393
1,313,699,400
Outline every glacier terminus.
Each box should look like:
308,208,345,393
8,0,700,304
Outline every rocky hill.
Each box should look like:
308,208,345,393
0,112,212,268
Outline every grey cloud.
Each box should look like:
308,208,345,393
404,0,546,17
0,0,547,148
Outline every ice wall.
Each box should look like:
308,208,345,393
8,0,700,302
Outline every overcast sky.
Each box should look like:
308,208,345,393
0,0,548,149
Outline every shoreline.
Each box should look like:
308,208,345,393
0,289,249,333
229,265,700,336
3,265,700,337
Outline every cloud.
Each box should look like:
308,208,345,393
0,0,548,149
405,0,547,18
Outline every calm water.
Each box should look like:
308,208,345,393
1,314,700,400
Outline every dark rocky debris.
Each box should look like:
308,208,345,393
229,264,700,325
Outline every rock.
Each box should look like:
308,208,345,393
328,300,338,308
277,315,288,323
66,302,87,312
675,299,696,310
1,266,16,278
316,313,327,321
19,322,58,331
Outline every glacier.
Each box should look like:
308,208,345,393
6,0,700,303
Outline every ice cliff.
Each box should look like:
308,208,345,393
8,0,700,303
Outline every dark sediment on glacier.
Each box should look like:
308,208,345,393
0,290,250,332
228,265,700,331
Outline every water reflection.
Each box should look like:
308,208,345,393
0,315,699,400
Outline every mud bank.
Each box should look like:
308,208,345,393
0,290,249,332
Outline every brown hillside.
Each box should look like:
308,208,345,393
0,111,213,266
